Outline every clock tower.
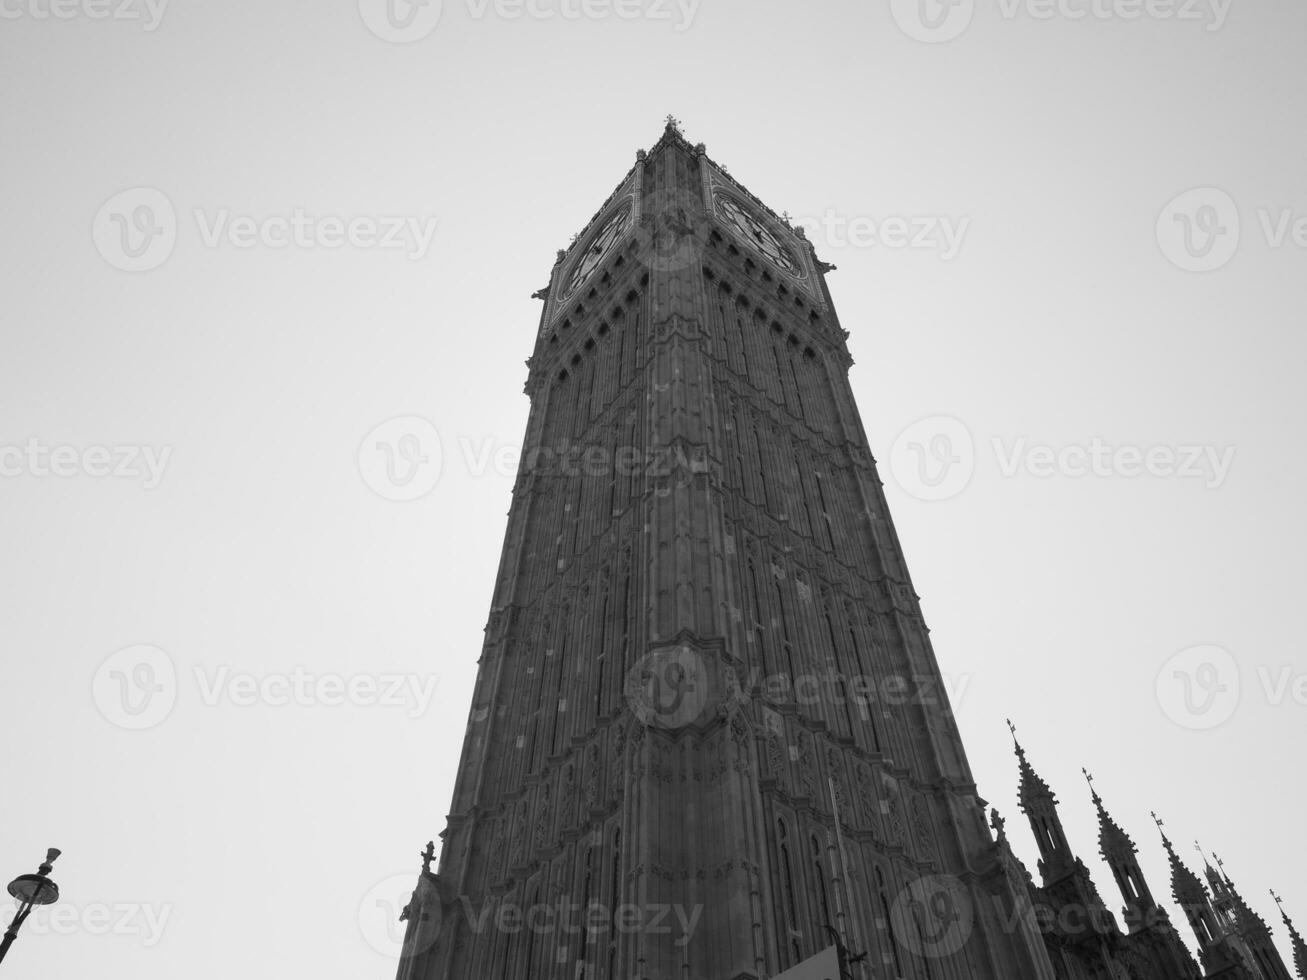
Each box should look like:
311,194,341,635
393,120,1058,979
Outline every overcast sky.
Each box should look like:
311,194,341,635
1,0,1304,976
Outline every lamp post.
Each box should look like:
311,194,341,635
0,850,62,966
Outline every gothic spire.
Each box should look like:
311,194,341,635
1009,720,1055,807
1273,892,1307,980
1008,721,1075,882
1155,815,1208,908
1084,769,1136,861
1084,771,1160,925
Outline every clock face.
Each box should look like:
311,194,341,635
717,197,799,274
567,206,631,294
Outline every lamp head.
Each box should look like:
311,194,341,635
7,875,58,907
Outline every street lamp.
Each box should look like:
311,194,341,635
0,850,62,966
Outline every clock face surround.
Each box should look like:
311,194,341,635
566,205,632,295
716,196,800,274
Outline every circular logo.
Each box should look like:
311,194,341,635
888,416,975,502
633,187,714,275
1156,187,1240,272
890,874,975,959
92,644,177,730
625,645,710,730
1155,644,1241,730
358,417,443,502
358,0,443,43
92,187,177,272
359,873,440,958
890,0,975,43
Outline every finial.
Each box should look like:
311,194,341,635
1151,811,1166,834
1272,890,1289,918
1194,841,1211,867
421,840,435,875
1214,853,1226,875
664,114,682,134
38,849,60,876
1006,719,1026,758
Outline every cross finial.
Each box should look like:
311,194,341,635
421,840,435,874
1272,890,1285,914
664,114,682,133
1151,811,1165,832
1006,718,1017,739
1083,768,1095,788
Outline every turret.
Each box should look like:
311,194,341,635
1084,770,1160,931
1010,721,1076,883
1156,816,1256,978
1204,855,1295,980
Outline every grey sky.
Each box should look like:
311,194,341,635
1,0,1304,975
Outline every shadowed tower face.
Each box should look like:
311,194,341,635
393,122,1052,980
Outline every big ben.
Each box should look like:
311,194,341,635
391,119,1070,980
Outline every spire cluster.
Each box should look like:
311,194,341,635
999,725,1300,979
